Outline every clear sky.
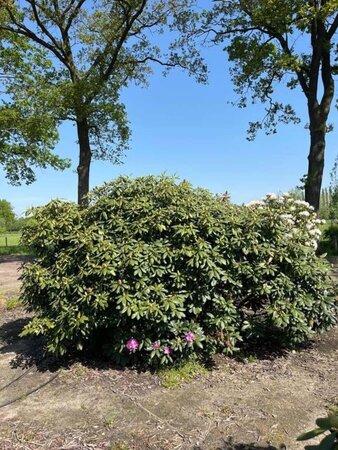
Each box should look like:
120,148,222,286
1,43,338,216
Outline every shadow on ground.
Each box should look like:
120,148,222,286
0,313,321,376
0,317,50,370
0,314,336,450
194,438,282,449
0,316,145,374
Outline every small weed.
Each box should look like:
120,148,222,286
247,354,258,363
221,405,231,417
328,399,338,415
158,360,208,389
267,429,286,448
110,443,130,450
71,362,88,377
6,298,21,310
102,415,115,429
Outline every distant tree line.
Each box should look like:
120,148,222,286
290,177,338,220
290,186,336,219
0,199,34,233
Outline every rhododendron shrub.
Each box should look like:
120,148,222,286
242,194,336,343
20,176,337,365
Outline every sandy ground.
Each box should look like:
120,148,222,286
0,257,27,300
0,257,337,450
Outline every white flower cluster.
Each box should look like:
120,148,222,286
245,200,264,207
245,193,323,251
266,193,278,200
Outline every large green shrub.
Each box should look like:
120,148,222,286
20,176,337,365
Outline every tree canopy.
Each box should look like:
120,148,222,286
0,29,70,185
0,198,15,230
0,0,206,205
182,0,338,210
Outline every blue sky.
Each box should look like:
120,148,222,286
1,43,338,216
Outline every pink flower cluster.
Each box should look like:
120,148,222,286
125,331,196,355
125,338,139,352
185,331,196,342
163,346,173,355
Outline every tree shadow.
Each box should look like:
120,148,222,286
194,437,284,449
231,318,314,363
0,255,34,264
0,317,54,370
0,317,146,374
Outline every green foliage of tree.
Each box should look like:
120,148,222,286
0,27,70,184
318,187,331,219
8,215,36,231
0,198,15,231
181,0,338,211
0,0,206,205
19,176,337,366
327,154,338,219
289,184,333,219
289,187,306,201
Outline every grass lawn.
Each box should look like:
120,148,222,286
0,232,31,256
0,232,21,246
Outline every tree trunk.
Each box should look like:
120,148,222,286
305,121,326,212
76,118,92,206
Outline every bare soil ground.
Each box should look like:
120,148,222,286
0,256,30,301
0,257,337,450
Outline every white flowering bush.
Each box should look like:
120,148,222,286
246,193,323,251
243,193,335,343
19,177,337,366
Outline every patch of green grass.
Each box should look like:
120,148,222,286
0,232,21,246
0,232,32,256
0,245,32,256
6,298,22,310
110,443,130,450
158,360,208,389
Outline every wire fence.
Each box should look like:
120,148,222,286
0,234,21,247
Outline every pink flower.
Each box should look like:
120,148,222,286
126,338,139,352
163,346,173,355
185,331,196,343
152,341,160,350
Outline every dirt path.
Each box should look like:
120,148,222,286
0,258,337,450
0,256,32,300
